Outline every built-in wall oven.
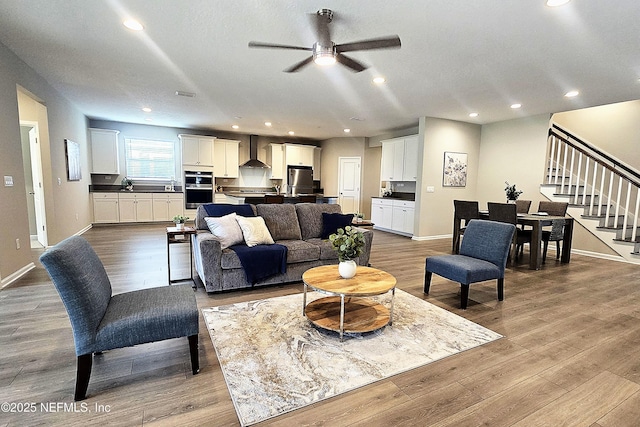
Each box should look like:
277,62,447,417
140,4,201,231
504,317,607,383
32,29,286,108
184,170,213,209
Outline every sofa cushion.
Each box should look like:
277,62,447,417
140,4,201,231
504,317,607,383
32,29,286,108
255,204,303,241
295,203,343,240
306,238,339,261
277,240,321,264
321,212,355,239
204,213,244,249
236,216,275,247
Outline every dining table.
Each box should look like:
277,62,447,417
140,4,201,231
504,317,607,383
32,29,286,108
478,210,575,270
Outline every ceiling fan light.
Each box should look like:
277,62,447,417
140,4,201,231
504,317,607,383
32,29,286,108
313,43,336,66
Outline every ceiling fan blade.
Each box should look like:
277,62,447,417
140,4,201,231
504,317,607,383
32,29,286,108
248,41,312,51
284,56,314,73
336,35,402,53
309,9,332,46
335,53,367,73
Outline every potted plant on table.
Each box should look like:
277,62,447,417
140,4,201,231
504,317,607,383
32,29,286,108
504,181,523,202
329,226,365,279
173,215,189,230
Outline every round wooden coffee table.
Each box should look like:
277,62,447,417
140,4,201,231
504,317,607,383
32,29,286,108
302,265,397,341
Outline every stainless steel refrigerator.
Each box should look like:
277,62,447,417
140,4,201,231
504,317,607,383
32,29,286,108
287,165,313,196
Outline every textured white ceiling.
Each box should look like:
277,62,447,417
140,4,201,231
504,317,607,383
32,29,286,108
0,0,638,139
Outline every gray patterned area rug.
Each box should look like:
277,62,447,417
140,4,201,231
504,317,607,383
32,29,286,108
202,289,502,426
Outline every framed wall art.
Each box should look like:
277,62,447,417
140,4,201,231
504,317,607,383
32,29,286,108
65,139,82,181
442,151,467,187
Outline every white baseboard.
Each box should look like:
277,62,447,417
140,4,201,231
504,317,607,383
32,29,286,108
1,262,36,289
75,224,93,236
412,234,451,241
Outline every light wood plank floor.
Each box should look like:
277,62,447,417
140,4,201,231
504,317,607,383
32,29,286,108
1,223,640,426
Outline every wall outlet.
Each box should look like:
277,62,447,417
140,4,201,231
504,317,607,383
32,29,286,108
15,238,20,250
57,177,62,186
75,213,79,220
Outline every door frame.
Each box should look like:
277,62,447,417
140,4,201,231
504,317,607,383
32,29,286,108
20,120,48,247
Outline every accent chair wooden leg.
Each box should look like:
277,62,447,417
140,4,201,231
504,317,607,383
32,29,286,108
497,278,504,301
75,353,92,401
542,239,549,263
188,334,200,375
424,270,432,294
460,284,470,309
556,241,561,260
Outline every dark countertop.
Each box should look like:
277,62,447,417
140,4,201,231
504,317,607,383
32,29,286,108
372,193,416,201
89,185,183,193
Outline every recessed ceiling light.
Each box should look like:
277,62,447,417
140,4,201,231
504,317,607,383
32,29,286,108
142,107,152,112
264,122,272,127
546,0,571,7
123,19,144,31
344,129,351,133
288,131,295,136
232,125,239,130
175,90,196,97
564,90,579,98
373,77,386,84
510,103,522,109
469,112,479,118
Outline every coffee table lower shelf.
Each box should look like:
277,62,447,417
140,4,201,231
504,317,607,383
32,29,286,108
304,296,391,335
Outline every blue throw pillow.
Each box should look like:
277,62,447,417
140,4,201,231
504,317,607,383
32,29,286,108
321,213,354,239
203,203,255,218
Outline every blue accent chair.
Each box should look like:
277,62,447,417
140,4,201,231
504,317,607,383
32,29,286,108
40,236,200,401
424,219,516,309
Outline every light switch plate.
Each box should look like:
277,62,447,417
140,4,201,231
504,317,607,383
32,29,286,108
426,186,435,193
4,176,13,187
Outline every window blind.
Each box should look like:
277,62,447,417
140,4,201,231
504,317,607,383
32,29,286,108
125,138,175,179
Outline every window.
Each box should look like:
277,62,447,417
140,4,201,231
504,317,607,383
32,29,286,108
125,138,175,180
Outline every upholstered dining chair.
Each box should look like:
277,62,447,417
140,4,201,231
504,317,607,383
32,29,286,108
39,235,200,401
452,200,480,254
537,201,569,262
515,199,532,214
487,202,531,260
425,219,516,309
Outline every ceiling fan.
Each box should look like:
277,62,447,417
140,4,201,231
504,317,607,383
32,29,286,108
248,9,401,73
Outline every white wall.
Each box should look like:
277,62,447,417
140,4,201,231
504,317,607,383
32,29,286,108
414,117,481,238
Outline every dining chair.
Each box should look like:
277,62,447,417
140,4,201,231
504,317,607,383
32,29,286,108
39,235,200,401
487,202,531,261
452,200,479,254
515,199,532,214
264,194,285,204
537,201,569,262
425,219,516,309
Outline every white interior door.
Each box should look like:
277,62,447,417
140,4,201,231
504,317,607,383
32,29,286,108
338,157,361,214
28,126,47,247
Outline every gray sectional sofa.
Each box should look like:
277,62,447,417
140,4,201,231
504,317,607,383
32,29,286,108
193,203,374,293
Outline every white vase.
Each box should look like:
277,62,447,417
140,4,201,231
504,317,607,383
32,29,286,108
176,222,185,230
338,260,357,279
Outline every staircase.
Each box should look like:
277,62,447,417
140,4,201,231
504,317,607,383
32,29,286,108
542,124,640,264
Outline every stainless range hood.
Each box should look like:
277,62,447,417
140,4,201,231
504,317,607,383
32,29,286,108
239,135,270,168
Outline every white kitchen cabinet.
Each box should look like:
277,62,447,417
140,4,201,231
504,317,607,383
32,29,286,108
371,198,393,230
380,138,405,181
380,135,419,182
118,193,153,222
152,193,184,221
402,135,419,181
92,192,119,223
371,198,415,236
213,139,239,178
180,134,215,167
285,144,315,167
89,128,120,174
268,144,285,179
313,147,322,180
391,200,415,235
